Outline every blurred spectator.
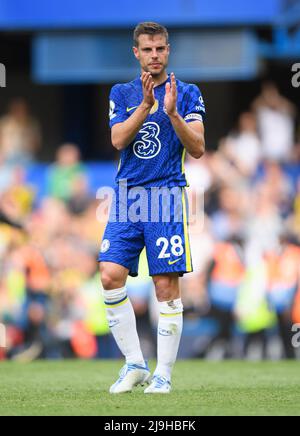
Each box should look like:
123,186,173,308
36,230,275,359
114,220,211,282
220,112,262,177
0,153,14,194
292,287,300,325
0,98,41,165
264,237,300,358
258,161,294,218
235,251,275,360
252,82,297,162
185,154,213,195
47,143,87,201
210,186,247,241
202,235,246,358
10,302,57,361
1,84,300,361
67,174,92,215
289,178,300,238
245,182,283,255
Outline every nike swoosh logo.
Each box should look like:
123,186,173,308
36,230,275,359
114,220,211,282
168,258,182,265
109,319,120,328
126,106,138,112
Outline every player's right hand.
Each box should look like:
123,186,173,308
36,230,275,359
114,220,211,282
141,72,155,109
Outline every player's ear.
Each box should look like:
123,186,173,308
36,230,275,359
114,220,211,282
133,46,139,60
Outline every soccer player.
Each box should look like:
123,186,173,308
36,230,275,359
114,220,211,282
98,22,205,393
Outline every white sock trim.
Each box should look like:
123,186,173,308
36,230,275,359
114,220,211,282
102,286,127,303
158,298,183,315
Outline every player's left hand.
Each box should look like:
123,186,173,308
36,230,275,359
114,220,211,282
164,72,178,116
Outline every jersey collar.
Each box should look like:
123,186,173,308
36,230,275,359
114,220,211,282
138,74,170,89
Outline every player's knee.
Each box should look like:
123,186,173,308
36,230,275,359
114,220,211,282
153,276,179,301
100,272,120,290
156,289,174,302
99,264,123,290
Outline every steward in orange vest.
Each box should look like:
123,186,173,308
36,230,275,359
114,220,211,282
207,239,245,311
264,241,300,358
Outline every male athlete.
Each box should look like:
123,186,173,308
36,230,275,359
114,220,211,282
98,22,205,394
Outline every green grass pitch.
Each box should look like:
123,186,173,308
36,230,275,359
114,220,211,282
0,360,300,416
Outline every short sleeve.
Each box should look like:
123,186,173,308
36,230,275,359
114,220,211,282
109,84,128,128
183,84,206,123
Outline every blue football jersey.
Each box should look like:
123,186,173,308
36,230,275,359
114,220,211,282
109,75,205,188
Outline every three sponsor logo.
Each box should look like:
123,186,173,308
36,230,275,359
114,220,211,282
133,122,161,159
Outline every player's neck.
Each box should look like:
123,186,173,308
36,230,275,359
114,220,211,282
153,71,168,87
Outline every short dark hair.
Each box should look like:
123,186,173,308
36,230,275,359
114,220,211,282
133,22,169,47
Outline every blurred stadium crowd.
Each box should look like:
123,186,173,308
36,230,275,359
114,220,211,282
0,81,300,362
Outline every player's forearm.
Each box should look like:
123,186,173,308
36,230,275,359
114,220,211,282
168,113,205,159
111,102,152,150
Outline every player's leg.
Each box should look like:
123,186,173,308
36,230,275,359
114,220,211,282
144,273,183,394
100,261,146,366
98,222,150,393
143,188,191,393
